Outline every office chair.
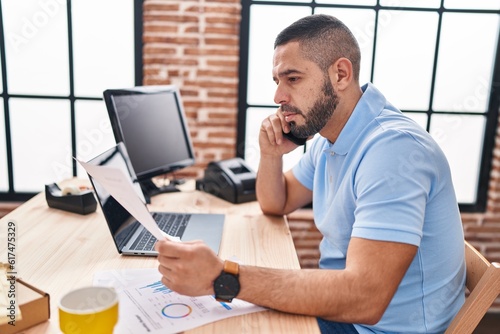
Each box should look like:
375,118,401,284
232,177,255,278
445,240,500,333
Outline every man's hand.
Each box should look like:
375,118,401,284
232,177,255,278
259,109,298,157
155,239,224,296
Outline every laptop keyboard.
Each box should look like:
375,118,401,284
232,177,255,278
129,213,191,251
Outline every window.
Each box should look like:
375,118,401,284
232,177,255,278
237,0,500,212
0,0,142,201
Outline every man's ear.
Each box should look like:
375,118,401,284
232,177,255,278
328,57,353,91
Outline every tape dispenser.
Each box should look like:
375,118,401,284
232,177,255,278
45,183,97,215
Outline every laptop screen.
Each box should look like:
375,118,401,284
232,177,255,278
87,143,145,250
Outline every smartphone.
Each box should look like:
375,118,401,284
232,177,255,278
282,131,307,146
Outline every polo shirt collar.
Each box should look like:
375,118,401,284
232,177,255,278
329,83,387,156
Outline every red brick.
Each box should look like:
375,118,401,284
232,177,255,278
208,131,236,139
205,26,239,35
143,13,199,24
204,6,241,15
143,2,179,12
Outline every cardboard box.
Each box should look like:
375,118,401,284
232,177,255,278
0,279,50,334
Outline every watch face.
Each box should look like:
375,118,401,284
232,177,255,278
214,272,240,301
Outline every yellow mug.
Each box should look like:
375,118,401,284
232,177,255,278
59,286,119,334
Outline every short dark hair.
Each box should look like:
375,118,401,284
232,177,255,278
274,14,361,82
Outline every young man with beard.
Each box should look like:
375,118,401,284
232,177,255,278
156,14,466,333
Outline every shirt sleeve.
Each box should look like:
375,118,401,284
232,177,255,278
351,129,437,247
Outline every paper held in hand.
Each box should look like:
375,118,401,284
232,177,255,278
77,159,180,242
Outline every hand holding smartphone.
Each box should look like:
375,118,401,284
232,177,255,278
282,131,307,146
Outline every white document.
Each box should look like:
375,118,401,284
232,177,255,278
94,269,266,334
77,159,179,242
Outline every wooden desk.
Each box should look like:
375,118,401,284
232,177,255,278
0,180,319,333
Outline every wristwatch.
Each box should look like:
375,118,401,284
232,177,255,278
213,260,240,302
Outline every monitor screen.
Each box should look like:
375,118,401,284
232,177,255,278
103,85,195,198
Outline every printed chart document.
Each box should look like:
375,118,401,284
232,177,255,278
94,268,266,333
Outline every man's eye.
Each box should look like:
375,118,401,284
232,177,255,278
289,77,298,82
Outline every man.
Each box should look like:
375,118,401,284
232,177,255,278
156,14,466,333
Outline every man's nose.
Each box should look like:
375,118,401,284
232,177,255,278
274,84,289,105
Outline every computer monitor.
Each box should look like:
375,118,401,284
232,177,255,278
103,85,195,202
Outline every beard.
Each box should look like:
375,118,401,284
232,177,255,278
283,78,339,138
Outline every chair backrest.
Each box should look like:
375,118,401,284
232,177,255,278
445,240,500,333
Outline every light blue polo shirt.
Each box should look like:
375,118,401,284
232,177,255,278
293,83,465,333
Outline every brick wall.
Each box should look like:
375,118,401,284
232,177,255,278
142,0,500,311
143,0,241,180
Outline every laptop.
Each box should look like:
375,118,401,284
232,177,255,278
86,142,225,256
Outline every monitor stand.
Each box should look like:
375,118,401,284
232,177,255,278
140,178,181,204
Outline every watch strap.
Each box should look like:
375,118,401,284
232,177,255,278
223,260,239,275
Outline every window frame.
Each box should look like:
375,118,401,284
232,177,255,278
236,0,500,212
0,0,143,201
